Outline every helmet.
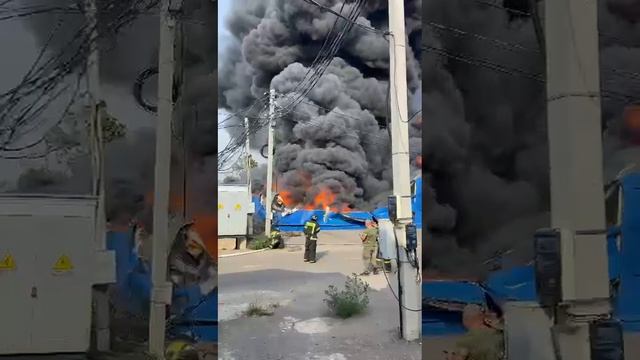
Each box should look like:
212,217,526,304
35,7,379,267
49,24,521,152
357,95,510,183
311,215,318,221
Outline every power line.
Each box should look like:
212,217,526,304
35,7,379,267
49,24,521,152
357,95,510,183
464,0,531,16
272,0,367,118
425,21,539,54
0,0,159,152
219,0,368,169
298,0,383,34
421,44,640,104
422,44,544,81
424,18,640,93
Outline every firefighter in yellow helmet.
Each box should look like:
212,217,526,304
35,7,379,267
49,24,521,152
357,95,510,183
303,215,320,263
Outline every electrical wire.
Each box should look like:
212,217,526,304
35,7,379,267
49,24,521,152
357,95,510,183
272,0,367,118
218,0,369,166
422,43,640,103
467,0,531,16
422,44,544,81
218,0,423,171
425,21,539,54
298,0,383,34
0,0,160,155
379,227,422,313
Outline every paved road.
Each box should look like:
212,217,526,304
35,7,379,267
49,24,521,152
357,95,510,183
219,230,422,360
423,333,640,360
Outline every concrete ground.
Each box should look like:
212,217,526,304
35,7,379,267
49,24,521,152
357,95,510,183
1,340,217,360
218,230,421,360
422,332,640,359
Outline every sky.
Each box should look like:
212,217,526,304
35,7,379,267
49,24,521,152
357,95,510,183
217,0,264,180
0,12,156,189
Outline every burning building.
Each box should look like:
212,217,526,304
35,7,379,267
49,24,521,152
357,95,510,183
218,0,423,212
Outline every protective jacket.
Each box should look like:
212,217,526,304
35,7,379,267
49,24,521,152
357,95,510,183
304,220,320,239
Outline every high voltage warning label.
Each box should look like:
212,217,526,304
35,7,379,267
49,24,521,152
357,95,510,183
0,254,15,270
52,255,73,272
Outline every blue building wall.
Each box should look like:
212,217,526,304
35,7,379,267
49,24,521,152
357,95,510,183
253,177,423,230
422,173,640,335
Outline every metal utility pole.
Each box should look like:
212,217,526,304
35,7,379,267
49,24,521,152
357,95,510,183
245,117,253,235
545,0,612,359
264,89,276,236
85,0,110,352
149,0,180,357
388,0,421,341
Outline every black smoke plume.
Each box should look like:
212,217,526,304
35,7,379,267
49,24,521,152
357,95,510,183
422,0,640,277
219,0,422,210
13,0,217,229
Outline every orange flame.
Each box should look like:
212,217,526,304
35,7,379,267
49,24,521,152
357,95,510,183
302,187,350,213
625,105,640,131
279,191,295,207
193,213,218,260
142,191,217,260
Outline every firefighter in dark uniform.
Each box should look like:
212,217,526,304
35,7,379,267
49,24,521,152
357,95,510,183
303,215,320,263
269,193,287,249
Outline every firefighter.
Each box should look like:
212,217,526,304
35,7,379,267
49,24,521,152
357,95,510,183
360,218,380,275
271,193,286,227
270,228,283,249
303,215,320,263
271,193,286,213
168,223,217,291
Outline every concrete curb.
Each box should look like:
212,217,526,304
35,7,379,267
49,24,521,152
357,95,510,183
285,243,362,246
219,248,268,258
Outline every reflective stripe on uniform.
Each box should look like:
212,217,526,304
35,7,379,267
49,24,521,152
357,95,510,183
304,222,317,233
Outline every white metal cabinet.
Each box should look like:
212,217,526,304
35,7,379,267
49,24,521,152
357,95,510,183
0,215,35,353
0,195,104,354
32,216,93,352
218,186,251,236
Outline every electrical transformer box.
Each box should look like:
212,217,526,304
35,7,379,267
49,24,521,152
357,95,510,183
218,185,254,236
378,219,398,260
0,195,115,355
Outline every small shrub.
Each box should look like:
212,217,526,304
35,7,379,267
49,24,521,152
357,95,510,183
248,235,271,250
243,302,275,317
324,274,370,319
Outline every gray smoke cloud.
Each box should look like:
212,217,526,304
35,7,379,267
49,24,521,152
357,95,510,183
219,0,422,211
13,0,217,229
422,0,640,277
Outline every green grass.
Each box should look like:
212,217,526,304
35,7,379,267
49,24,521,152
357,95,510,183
243,302,278,317
323,274,370,319
248,235,271,250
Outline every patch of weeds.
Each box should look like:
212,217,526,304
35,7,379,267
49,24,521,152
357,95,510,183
324,273,370,319
248,235,271,250
243,302,278,317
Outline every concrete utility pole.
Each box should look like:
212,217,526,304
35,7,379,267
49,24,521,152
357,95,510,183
149,0,180,357
245,116,253,235
545,0,611,359
388,0,421,341
85,0,110,351
264,89,276,236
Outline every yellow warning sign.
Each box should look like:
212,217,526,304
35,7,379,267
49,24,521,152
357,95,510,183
52,255,73,272
234,204,242,211
218,203,224,209
0,254,15,270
